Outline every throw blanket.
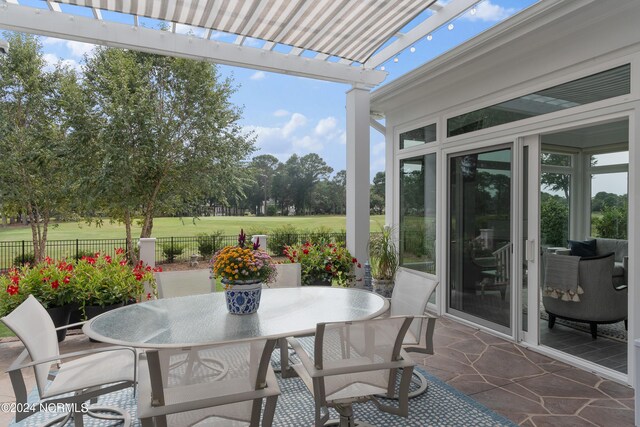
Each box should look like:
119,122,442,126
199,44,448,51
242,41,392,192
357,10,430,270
543,254,583,302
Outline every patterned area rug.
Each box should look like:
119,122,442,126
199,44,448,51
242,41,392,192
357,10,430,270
12,367,515,426
539,310,627,342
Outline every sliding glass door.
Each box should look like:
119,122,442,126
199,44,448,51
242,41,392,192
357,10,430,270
448,147,512,333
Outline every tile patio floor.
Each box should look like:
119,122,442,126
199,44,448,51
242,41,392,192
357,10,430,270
0,318,635,426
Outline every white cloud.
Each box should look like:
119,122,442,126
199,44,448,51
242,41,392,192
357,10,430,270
293,135,324,151
338,131,346,145
66,41,95,58
42,37,95,59
273,109,290,117
282,113,307,137
314,116,337,136
461,1,516,22
174,24,206,37
250,71,266,81
43,53,81,72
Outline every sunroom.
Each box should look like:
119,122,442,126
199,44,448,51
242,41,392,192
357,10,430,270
371,0,638,387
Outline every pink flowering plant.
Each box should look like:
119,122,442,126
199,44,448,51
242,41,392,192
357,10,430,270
283,241,360,287
0,248,159,316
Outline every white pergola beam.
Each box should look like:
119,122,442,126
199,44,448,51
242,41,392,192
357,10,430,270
366,0,477,69
92,7,102,20
46,1,61,12
0,3,386,87
369,117,385,135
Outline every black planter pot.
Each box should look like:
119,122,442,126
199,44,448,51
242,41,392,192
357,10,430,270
46,305,73,342
308,276,332,286
84,302,125,342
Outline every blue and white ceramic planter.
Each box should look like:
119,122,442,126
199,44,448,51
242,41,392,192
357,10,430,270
223,280,262,315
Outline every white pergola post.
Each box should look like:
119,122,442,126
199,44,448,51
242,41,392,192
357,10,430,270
346,86,371,284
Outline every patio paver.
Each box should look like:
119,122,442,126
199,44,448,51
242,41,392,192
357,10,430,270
0,317,635,426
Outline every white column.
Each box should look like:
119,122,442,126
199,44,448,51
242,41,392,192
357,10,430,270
346,86,371,285
138,238,156,268
630,110,639,412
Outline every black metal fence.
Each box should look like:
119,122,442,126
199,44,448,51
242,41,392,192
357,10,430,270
1,232,353,270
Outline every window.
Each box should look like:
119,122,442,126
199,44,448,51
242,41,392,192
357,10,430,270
399,123,436,149
589,151,628,239
399,154,436,273
447,64,631,137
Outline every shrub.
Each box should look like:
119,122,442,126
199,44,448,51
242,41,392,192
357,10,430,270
13,253,35,267
196,231,224,259
541,197,569,247
162,244,185,263
73,250,95,261
268,224,301,256
593,203,627,239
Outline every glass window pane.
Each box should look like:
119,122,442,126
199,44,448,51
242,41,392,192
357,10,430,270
541,152,571,167
399,154,436,273
400,123,436,149
449,148,512,329
540,173,570,248
591,151,629,166
447,64,631,137
591,172,628,239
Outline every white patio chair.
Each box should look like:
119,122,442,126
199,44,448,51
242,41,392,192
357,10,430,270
288,316,416,427
155,269,215,299
384,269,439,398
138,338,280,427
2,295,136,426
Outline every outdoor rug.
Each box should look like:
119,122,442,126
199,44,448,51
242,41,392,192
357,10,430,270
11,367,516,426
539,309,627,342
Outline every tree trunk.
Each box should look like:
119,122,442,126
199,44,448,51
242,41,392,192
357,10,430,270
27,203,43,262
140,180,162,238
124,209,138,265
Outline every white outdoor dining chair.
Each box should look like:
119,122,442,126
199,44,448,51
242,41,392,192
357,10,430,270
1,295,136,426
137,337,280,427
386,268,439,398
155,269,215,299
287,316,416,427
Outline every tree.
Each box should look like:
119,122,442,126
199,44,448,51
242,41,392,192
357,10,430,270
0,33,72,262
246,155,280,215
279,154,333,215
370,171,385,214
70,47,254,259
540,196,569,247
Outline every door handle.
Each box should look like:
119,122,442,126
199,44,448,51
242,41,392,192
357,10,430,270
525,240,535,262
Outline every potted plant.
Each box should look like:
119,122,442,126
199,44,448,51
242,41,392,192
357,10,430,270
211,229,276,314
75,249,158,320
284,241,360,287
1,258,78,341
368,225,399,297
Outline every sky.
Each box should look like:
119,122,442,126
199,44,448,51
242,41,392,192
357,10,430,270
31,0,538,182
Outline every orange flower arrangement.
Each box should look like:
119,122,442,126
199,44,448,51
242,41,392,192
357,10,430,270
211,230,276,287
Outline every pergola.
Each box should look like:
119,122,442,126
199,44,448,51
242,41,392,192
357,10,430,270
0,0,482,265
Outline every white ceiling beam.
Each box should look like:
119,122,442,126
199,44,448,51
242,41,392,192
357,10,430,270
133,15,138,27
369,117,386,135
365,0,477,69
234,35,246,45
262,41,275,51
92,7,102,20
0,3,386,87
46,1,62,12
430,2,444,12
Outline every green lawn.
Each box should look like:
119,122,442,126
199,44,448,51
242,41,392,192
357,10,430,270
0,215,386,241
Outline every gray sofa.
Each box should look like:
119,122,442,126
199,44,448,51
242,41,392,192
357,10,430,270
589,237,628,286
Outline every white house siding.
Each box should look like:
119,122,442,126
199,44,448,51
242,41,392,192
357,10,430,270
371,0,640,384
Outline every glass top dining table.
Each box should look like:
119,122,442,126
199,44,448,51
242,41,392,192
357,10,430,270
83,287,389,348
